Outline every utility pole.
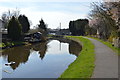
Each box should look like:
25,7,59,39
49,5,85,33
59,22,61,51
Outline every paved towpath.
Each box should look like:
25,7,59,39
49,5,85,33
85,37,118,78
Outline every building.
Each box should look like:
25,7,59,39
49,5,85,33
0,19,5,32
59,29,71,35
48,29,71,35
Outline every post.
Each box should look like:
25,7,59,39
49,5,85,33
60,23,61,35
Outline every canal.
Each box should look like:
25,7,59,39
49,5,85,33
0,39,82,78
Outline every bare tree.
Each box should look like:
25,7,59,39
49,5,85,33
1,8,20,29
88,2,118,40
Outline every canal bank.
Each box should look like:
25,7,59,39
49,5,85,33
59,36,95,78
0,41,26,49
0,37,48,50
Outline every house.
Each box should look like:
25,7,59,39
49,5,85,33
0,19,5,32
56,29,71,35
48,29,71,35
48,29,59,35
60,29,71,35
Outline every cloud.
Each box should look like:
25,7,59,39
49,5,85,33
0,2,90,29
0,6,15,17
0,0,102,2
46,40,69,54
19,2,90,29
21,8,87,29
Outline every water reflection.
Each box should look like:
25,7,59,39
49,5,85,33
2,46,31,70
2,39,82,71
69,40,82,57
31,41,48,60
2,41,48,70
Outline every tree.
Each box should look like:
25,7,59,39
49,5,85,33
7,16,22,40
12,8,20,18
105,2,120,37
38,19,47,31
1,9,20,29
85,24,97,35
88,2,118,40
37,19,47,41
69,21,76,35
69,19,89,36
18,15,30,33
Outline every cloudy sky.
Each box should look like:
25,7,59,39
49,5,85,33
0,0,103,29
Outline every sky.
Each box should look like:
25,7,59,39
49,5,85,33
0,0,104,29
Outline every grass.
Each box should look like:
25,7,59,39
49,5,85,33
87,36,120,55
0,41,25,48
59,36,95,78
0,43,6,47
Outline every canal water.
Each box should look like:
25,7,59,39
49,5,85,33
0,39,82,78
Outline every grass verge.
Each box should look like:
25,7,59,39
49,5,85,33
87,36,120,55
59,36,95,78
